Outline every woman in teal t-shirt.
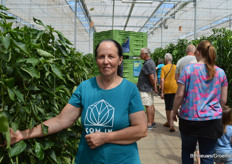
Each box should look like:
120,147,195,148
156,59,165,93
6,39,147,164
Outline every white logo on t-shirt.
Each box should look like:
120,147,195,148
84,99,114,127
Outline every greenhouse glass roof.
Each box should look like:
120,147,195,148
2,0,232,54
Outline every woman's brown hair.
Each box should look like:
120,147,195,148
222,105,232,133
196,40,216,80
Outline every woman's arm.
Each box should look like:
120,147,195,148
85,110,147,149
172,83,185,122
220,86,228,107
9,103,82,145
155,72,158,91
160,78,164,99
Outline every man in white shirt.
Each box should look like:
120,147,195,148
175,44,197,82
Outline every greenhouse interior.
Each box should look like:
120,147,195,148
1,0,232,163
3,0,232,54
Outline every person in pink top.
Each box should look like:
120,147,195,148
172,40,228,164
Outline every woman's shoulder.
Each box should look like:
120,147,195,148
215,66,227,77
79,77,96,86
215,65,225,72
120,79,140,93
158,64,164,67
122,78,137,88
162,64,169,68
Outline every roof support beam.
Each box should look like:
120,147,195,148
94,25,140,28
74,0,77,49
112,0,115,30
139,1,164,31
123,0,135,30
91,14,171,19
194,0,197,39
138,0,193,2
79,0,96,32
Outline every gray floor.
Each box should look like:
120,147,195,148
138,96,183,164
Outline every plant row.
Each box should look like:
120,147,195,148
151,28,232,106
0,5,94,164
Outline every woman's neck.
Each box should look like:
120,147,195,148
197,58,206,64
97,75,122,90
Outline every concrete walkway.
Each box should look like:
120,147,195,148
137,95,182,164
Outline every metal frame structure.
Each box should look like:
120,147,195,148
2,0,232,54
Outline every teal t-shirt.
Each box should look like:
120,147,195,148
68,77,144,164
157,64,165,78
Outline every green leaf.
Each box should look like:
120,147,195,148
0,5,10,11
34,141,44,160
0,81,4,86
35,31,45,42
41,140,54,150
33,17,44,27
58,46,68,56
61,157,71,164
41,123,48,135
64,37,73,45
10,122,19,133
37,49,54,58
23,106,31,114
0,36,11,49
0,52,11,62
0,12,15,20
12,89,24,103
55,30,72,45
29,154,36,164
36,106,45,115
9,140,27,157
26,57,39,66
13,40,29,56
16,58,27,63
6,129,10,149
4,77,15,88
7,87,15,100
54,30,65,42
30,101,41,122
0,112,9,132
28,85,40,91
48,149,58,163
21,66,40,79
67,74,76,84
29,118,36,129
50,64,63,80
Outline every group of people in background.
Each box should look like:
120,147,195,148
1,39,231,164
138,40,230,164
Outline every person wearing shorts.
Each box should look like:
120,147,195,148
140,92,154,107
137,48,158,130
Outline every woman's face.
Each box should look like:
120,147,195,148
96,41,122,76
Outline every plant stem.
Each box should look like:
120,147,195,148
0,58,4,110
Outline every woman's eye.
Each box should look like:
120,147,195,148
98,55,104,59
